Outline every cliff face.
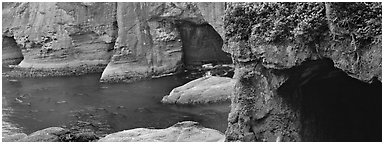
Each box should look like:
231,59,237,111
225,2,381,142
99,2,183,82
2,2,231,81
100,2,231,82
2,2,117,75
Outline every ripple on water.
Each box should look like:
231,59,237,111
2,108,23,137
2,73,230,136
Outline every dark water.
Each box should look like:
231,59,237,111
2,71,230,137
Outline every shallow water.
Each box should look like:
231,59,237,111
2,71,230,137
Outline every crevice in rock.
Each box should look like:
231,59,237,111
2,36,24,66
175,21,232,67
278,58,381,141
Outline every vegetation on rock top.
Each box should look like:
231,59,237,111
225,2,381,47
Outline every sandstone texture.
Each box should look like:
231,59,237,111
224,3,382,142
98,121,225,142
162,76,235,104
2,2,117,76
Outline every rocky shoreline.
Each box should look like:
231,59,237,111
3,121,225,142
2,64,107,78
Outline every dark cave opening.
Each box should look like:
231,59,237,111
2,36,24,66
175,21,232,66
279,59,381,141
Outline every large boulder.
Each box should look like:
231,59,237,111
161,76,235,104
98,121,225,142
2,133,27,142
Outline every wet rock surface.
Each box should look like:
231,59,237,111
162,76,235,104
98,121,225,142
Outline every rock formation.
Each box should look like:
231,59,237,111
224,2,381,142
3,2,381,142
100,2,231,82
2,2,231,81
98,121,225,142
2,2,117,76
162,76,235,104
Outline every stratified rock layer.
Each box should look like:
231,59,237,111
162,76,235,104
98,121,225,142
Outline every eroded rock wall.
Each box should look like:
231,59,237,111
100,3,184,82
225,2,381,142
196,2,225,40
3,2,230,80
100,2,231,82
2,2,117,76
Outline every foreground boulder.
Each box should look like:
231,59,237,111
98,121,225,142
2,133,27,142
161,76,235,104
3,127,99,142
17,127,68,142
